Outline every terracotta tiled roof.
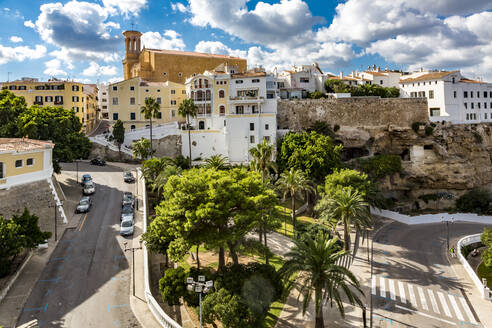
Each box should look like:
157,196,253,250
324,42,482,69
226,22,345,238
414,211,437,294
0,138,54,152
232,71,266,78
399,71,458,83
145,48,245,60
364,71,386,76
460,78,487,84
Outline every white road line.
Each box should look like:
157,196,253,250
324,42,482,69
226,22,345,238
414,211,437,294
395,304,457,326
408,283,417,306
389,279,396,300
417,286,429,311
437,291,452,318
372,275,377,295
398,281,407,304
380,277,386,298
448,294,464,322
427,290,440,314
459,296,478,325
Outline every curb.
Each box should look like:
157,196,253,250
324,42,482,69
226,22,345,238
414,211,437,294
0,252,33,304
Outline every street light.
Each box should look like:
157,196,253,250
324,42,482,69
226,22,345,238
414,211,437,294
187,275,213,328
441,216,455,251
50,200,63,241
124,240,143,297
134,168,139,210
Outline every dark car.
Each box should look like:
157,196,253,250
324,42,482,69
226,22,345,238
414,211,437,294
81,174,92,186
122,192,134,208
91,158,106,166
123,171,135,183
121,204,134,221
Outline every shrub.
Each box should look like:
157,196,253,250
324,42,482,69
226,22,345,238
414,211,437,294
308,91,326,99
418,194,438,204
481,228,492,267
358,154,402,179
412,122,423,133
455,189,492,215
159,267,187,306
308,120,335,138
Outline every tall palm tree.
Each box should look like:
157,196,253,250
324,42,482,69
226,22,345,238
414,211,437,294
276,168,314,231
131,137,153,162
204,154,228,170
178,98,197,167
315,188,372,251
280,232,363,328
249,139,277,184
140,97,161,157
152,165,182,198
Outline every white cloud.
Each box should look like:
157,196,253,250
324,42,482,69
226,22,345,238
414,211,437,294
195,41,246,58
141,30,185,50
171,2,188,13
9,36,23,43
24,20,35,28
82,61,118,76
107,76,123,84
102,0,147,17
0,44,46,65
43,59,67,76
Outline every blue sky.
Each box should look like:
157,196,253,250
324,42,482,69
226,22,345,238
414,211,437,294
1,0,492,84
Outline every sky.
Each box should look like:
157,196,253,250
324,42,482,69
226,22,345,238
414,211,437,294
1,0,492,84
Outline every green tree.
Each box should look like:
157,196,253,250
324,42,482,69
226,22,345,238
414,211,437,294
202,288,256,328
280,233,363,328
132,137,153,162
276,168,314,231
0,216,23,277
204,154,228,170
0,90,27,137
308,91,326,99
324,79,354,93
178,98,197,167
111,119,125,157
140,97,161,157
11,208,51,249
307,120,335,138
141,157,174,185
315,188,372,250
158,267,187,305
481,228,492,267
249,139,277,184
152,165,182,198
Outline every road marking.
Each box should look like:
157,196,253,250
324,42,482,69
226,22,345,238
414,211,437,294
437,291,452,318
459,296,478,324
40,276,63,284
78,212,89,231
388,279,396,300
372,276,377,295
395,304,456,326
427,289,440,314
398,281,406,304
407,283,417,306
417,286,428,311
380,277,386,298
448,294,464,321
24,304,48,313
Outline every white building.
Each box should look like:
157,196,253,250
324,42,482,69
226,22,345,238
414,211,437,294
400,70,492,124
277,63,325,99
357,66,401,88
98,83,109,119
181,64,277,163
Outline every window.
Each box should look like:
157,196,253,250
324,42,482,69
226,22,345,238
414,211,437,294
54,96,63,104
464,102,468,109
113,113,118,120
219,90,225,98
264,136,270,143
8,85,17,90
18,85,26,90
112,97,118,105
145,89,149,92
429,108,440,117
224,120,226,127
131,125,136,130
157,97,162,104
204,80,209,88
478,92,480,98
252,79,260,83
300,77,309,83
250,123,254,131
486,113,488,120
130,112,136,120
466,113,469,120
485,92,488,98
0,162,4,179
478,102,481,109
236,106,244,114
171,110,176,118
72,85,79,91
199,121,205,130
178,72,182,77
15,159,22,168
171,90,176,94
235,80,243,84
102,92,107,95
485,103,488,109
464,91,468,98
171,100,176,105
471,91,474,98
429,90,434,99
453,91,457,98
265,124,269,130
157,112,162,119
452,77,455,84
34,96,43,104
163,72,167,76
471,103,474,109
182,90,186,94
250,136,255,143
219,106,225,116
73,107,79,112
26,158,34,166
45,96,53,102
130,86,135,91
130,97,135,105
112,86,117,91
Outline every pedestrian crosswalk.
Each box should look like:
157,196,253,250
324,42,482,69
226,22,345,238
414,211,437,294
372,275,478,325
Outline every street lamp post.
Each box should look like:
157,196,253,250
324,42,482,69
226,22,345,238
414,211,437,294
441,216,455,251
187,275,213,328
135,168,139,210
50,200,63,241
124,240,143,297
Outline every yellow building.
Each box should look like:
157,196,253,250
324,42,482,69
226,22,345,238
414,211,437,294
0,138,54,190
108,77,187,131
122,30,247,84
1,78,98,133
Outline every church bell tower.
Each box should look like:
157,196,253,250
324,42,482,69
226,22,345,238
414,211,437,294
122,30,142,80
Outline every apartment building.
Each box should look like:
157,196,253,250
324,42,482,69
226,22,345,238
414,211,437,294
277,63,325,99
108,77,187,131
1,78,98,133
181,64,277,163
400,70,492,123
357,66,401,88
98,83,109,119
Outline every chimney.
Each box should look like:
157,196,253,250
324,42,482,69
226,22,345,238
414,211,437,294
339,72,343,79
377,66,380,72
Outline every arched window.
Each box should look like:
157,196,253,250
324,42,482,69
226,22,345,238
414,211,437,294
196,90,203,101
0,162,4,179
191,91,195,100
199,121,205,130
219,106,225,116
206,90,211,101
194,80,197,88
204,79,209,88
199,79,202,88
219,90,225,98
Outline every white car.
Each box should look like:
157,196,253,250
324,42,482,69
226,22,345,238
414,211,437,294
83,181,96,195
120,218,134,236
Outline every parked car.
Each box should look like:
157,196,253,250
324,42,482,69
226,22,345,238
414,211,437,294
83,181,96,195
76,196,92,213
123,171,135,183
121,204,134,221
81,174,92,186
91,158,106,166
122,192,134,207
120,218,134,236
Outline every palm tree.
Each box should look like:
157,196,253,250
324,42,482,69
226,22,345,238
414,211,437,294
140,97,161,157
204,154,228,170
276,168,313,231
178,98,197,167
131,137,153,162
152,165,182,198
280,232,363,328
249,139,277,184
315,188,372,251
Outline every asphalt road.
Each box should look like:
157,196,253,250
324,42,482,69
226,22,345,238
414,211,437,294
371,221,491,328
17,162,140,328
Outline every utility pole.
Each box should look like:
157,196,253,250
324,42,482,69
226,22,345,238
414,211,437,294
135,169,139,210
124,240,143,297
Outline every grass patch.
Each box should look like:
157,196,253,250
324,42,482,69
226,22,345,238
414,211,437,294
276,205,317,239
477,262,492,289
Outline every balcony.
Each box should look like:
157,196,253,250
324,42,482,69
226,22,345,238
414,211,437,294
229,96,264,104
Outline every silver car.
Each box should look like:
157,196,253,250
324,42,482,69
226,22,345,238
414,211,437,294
120,218,134,236
76,196,92,213
83,181,95,195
